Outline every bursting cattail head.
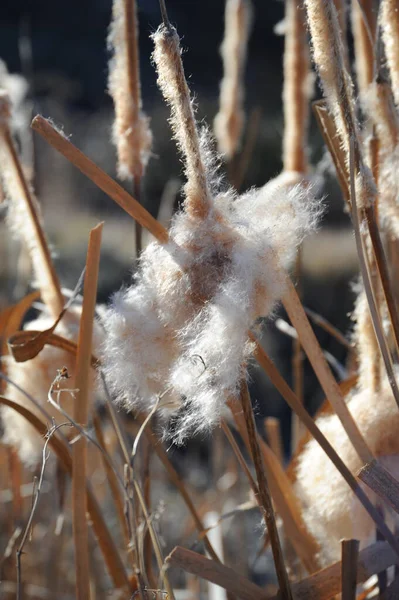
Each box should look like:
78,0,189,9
103,164,321,442
214,0,252,158
108,0,152,181
295,370,399,565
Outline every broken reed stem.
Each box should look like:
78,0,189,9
167,546,268,600
358,459,399,517
341,539,360,600
72,222,103,600
229,400,320,573
252,337,399,559
31,116,168,244
239,382,293,599
0,119,64,319
264,417,284,465
282,276,374,464
304,306,352,349
282,0,310,173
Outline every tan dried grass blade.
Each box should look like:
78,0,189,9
282,276,374,464
8,329,99,368
264,417,284,465
358,459,399,516
72,222,103,600
0,395,131,590
167,546,268,600
31,116,168,243
229,401,320,574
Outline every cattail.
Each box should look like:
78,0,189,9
103,19,322,441
282,0,311,174
0,91,64,319
214,0,252,159
304,0,358,162
108,0,152,182
295,369,399,565
380,0,399,107
351,0,377,102
151,24,212,219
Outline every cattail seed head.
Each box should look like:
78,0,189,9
152,24,212,220
103,163,322,442
295,371,399,565
214,0,252,159
108,0,152,181
380,0,399,107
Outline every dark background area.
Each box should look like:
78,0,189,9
0,0,358,457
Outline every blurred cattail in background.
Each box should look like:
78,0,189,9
214,0,252,159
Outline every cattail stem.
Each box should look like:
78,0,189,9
282,0,310,173
0,109,63,319
239,382,293,599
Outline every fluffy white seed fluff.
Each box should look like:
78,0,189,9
103,169,321,442
214,0,252,158
108,0,152,180
1,307,104,467
295,372,399,566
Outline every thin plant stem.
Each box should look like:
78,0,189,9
239,382,293,599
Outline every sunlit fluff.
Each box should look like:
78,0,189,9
103,167,321,442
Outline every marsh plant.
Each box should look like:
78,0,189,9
1,0,399,598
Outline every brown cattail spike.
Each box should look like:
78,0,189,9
214,0,252,159
380,0,399,107
282,0,311,173
108,0,152,182
152,24,212,220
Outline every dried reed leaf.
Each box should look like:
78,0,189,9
72,222,103,600
264,417,284,465
7,307,66,362
0,290,40,356
31,116,168,244
167,546,268,600
229,401,320,574
7,329,99,367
